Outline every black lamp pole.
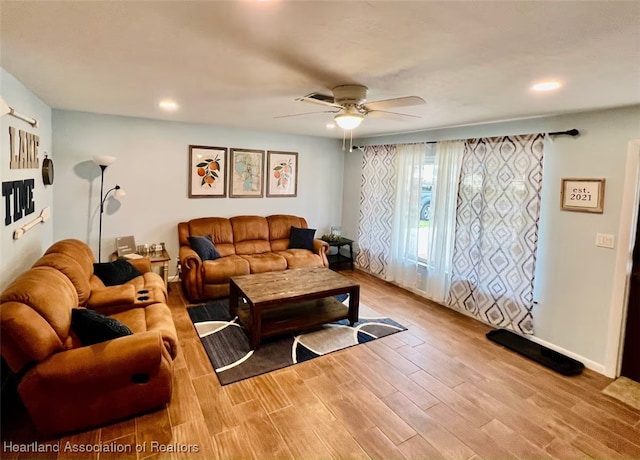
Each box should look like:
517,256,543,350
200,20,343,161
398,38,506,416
97,163,121,262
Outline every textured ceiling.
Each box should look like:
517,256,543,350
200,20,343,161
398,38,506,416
1,1,639,138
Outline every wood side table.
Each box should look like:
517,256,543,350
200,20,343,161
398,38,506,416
325,237,355,270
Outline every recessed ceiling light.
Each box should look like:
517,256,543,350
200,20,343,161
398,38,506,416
531,81,561,92
159,100,178,111
326,123,336,129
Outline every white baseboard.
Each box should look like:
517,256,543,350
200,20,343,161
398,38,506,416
522,335,607,376
355,264,609,377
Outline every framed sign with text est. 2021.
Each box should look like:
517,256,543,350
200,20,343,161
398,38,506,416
560,178,605,213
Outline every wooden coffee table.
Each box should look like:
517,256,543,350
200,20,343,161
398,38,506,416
229,267,360,348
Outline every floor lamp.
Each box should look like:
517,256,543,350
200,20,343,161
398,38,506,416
94,155,126,262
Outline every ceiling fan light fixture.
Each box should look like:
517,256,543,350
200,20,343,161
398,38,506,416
334,112,364,130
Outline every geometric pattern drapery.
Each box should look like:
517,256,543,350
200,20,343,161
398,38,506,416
447,134,545,334
356,145,397,277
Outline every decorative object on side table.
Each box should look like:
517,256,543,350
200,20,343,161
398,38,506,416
112,244,171,288
321,233,342,242
93,155,126,262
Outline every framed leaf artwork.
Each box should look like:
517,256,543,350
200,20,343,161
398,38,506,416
266,151,298,197
188,145,227,198
230,148,264,198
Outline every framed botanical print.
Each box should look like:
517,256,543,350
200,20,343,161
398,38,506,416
230,148,264,198
188,145,227,198
266,151,298,197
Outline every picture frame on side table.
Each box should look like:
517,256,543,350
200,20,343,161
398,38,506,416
230,148,264,198
266,151,298,197
560,178,605,213
189,145,228,198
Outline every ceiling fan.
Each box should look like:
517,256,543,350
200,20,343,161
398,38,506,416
277,84,425,130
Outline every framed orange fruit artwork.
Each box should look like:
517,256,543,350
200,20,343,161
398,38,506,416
189,145,228,198
266,151,298,198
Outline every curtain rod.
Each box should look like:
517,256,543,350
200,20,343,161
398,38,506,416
354,128,580,150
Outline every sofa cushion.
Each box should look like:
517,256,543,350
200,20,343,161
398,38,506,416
1,267,78,346
45,239,95,278
32,253,93,306
275,249,325,269
288,226,316,251
109,302,179,359
188,235,221,261
71,308,133,346
231,216,271,255
239,253,287,274
202,255,250,284
268,215,308,251
93,260,142,287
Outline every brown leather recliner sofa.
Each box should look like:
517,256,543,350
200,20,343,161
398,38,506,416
36,238,168,312
178,214,329,301
0,239,178,436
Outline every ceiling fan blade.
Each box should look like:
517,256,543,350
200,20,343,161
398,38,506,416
295,93,344,109
363,96,425,111
274,110,340,119
367,110,422,121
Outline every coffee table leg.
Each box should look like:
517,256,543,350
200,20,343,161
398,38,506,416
251,305,261,348
348,285,360,326
229,281,239,318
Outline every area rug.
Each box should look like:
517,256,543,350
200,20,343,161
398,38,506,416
187,296,406,385
603,376,640,410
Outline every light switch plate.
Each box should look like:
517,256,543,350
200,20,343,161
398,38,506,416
595,233,615,248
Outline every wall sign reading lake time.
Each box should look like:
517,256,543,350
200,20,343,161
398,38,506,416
560,178,605,213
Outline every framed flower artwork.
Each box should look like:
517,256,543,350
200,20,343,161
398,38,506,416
189,145,228,198
266,151,298,197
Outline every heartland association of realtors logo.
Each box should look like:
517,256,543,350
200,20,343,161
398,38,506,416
3,441,200,454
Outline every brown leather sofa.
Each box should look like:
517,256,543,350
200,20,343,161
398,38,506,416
0,239,178,436
34,238,168,312
178,214,329,301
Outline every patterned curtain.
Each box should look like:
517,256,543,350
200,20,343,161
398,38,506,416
356,145,397,277
448,134,545,334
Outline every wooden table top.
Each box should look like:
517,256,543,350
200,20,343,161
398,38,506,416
230,267,358,306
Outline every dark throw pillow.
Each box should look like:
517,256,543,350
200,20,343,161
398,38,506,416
71,308,133,346
188,235,221,261
288,226,316,251
93,259,142,286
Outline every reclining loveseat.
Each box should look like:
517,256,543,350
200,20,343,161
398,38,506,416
0,239,178,435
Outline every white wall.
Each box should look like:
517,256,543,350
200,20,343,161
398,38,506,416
344,105,640,374
52,110,344,272
0,68,53,291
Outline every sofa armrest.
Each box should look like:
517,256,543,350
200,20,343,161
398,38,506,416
313,239,330,267
179,246,203,301
17,331,174,435
126,257,152,273
179,246,202,269
313,238,329,254
20,331,169,386
86,284,136,310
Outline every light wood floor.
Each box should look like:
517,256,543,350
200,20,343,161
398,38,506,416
3,269,640,459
